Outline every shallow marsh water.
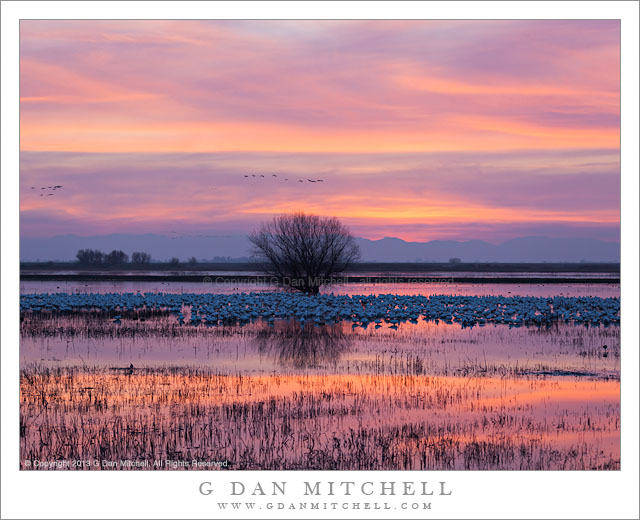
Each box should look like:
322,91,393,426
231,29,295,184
20,280,620,298
20,282,620,470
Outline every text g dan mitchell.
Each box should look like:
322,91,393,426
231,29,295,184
199,480,452,497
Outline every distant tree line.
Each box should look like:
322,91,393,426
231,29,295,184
211,255,254,262
75,249,256,266
131,251,152,264
76,249,151,266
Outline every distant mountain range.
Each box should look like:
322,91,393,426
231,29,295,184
20,233,620,263
355,236,619,263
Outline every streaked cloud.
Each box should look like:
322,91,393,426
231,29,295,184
19,20,620,242
20,150,620,242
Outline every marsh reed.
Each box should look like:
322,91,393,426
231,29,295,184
20,364,620,470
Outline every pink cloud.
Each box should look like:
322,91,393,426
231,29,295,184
19,21,620,241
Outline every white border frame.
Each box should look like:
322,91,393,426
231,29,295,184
2,2,638,519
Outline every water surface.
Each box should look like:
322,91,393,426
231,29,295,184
19,282,620,470
20,280,620,298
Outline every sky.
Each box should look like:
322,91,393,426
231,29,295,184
19,20,620,243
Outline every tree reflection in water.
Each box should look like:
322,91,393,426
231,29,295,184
253,320,352,369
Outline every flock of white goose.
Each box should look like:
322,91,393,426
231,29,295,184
20,292,620,329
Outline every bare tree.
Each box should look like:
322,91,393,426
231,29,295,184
76,248,104,266
131,251,152,264
104,250,129,266
249,212,360,294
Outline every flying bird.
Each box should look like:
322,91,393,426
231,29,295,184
260,174,264,177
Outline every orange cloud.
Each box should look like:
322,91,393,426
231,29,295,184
20,60,162,106
19,115,620,154
19,20,620,241
395,73,619,101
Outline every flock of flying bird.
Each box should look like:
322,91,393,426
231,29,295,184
29,185,63,197
242,173,325,183
29,172,325,204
